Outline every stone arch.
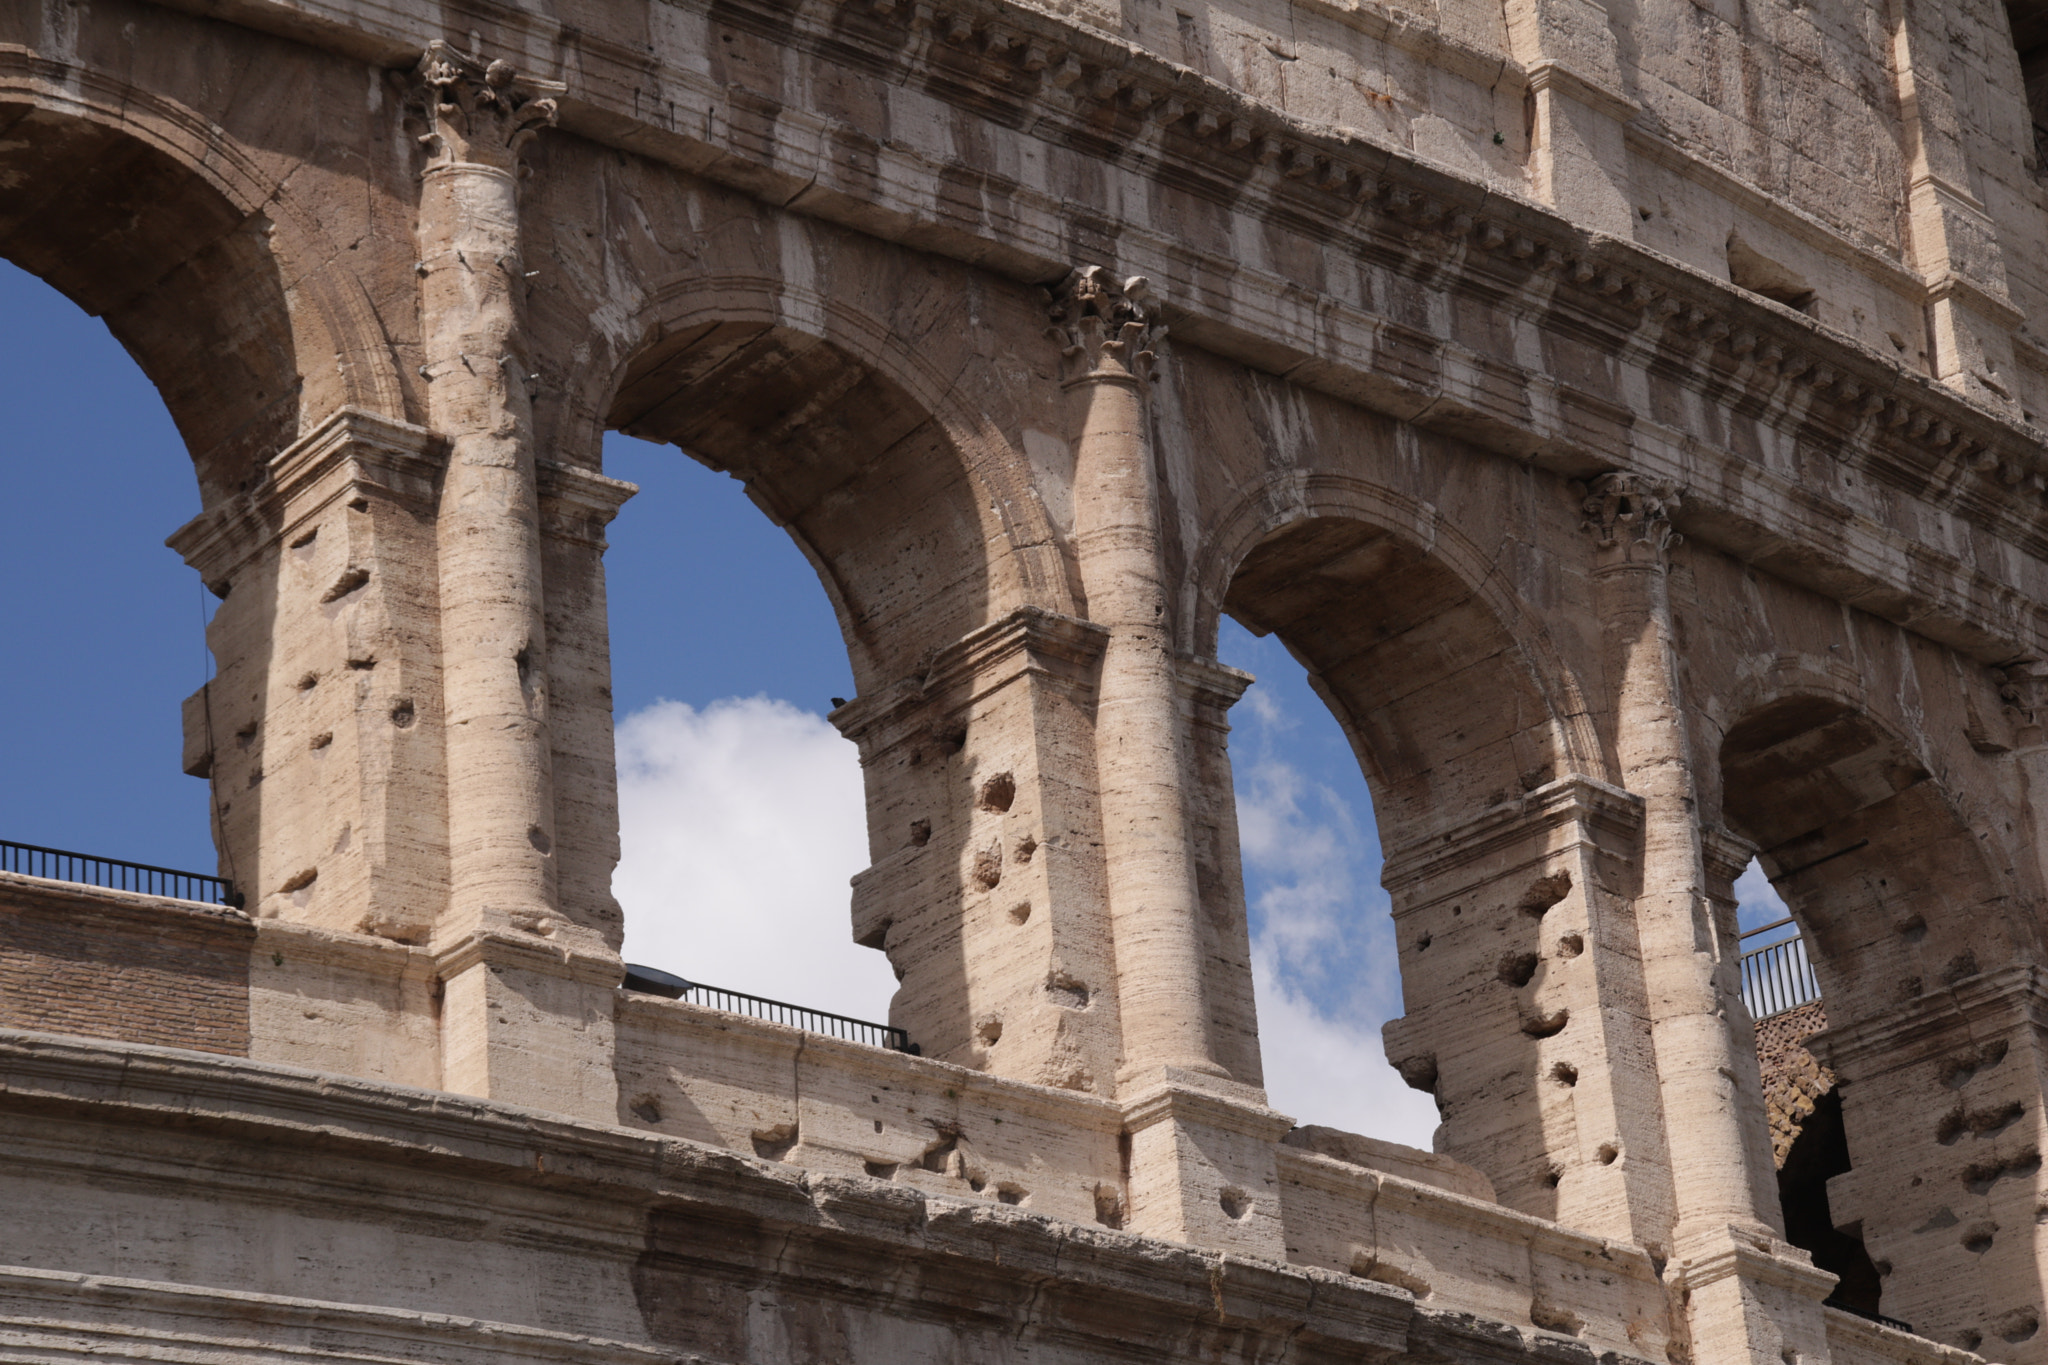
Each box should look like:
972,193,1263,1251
1715,678,2038,1340
1194,471,1598,845
1715,683,2027,1013
0,64,407,503
571,274,1069,692
1191,472,1627,1220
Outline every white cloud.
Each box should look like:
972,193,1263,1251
1735,856,1790,928
1252,944,1441,1150
1234,751,1441,1151
613,696,898,1022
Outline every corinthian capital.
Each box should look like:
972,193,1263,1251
416,42,563,174
1046,266,1164,383
1579,471,1681,568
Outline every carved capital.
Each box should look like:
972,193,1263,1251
1045,266,1164,383
1578,471,1681,568
416,42,563,174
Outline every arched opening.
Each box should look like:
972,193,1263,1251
0,259,214,873
596,315,1013,1055
0,103,300,503
1220,514,1598,1218
1720,693,2034,1337
0,101,308,897
600,430,895,1024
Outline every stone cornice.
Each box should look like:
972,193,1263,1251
1805,964,2048,1078
1379,774,1645,897
133,0,2048,660
830,606,1110,748
536,459,638,549
0,1030,1421,1359
167,407,444,589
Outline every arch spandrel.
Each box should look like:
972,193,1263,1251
0,48,413,501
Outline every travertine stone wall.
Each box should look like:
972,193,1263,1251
11,0,2048,1358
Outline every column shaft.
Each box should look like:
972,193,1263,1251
1051,269,1221,1086
415,49,562,941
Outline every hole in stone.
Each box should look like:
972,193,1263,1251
940,726,968,754
1008,901,1032,925
1498,951,1539,987
909,818,932,847
1014,834,1037,863
1900,915,1928,943
277,867,318,894
319,566,371,603
629,1093,662,1123
1551,1062,1579,1087
1047,972,1090,1008
528,825,553,855
750,1124,798,1161
1597,1143,1619,1165
996,1184,1027,1205
976,1016,1004,1046
1351,1254,1431,1298
1964,1224,1998,1254
296,671,319,691
288,527,318,549
1522,1008,1569,1039
1558,933,1584,958
235,722,258,748
1998,1309,2040,1344
978,771,1016,812
1961,1331,1984,1352
348,497,370,512
347,657,376,670
1727,230,1817,314
1416,932,1432,951
1542,1168,1562,1189
1451,904,1462,917
390,698,415,728
863,1160,898,1180
310,732,333,751
1093,1183,1124,1229
1219,1187,1252,1220
1530,1299,1583,1336
973,843,1003,888
1518,871,1572,916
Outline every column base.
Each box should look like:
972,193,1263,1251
1670,1223,1836,1365
436,930,622,1123
1121,1077,1293,1258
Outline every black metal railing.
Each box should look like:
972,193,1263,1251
623,963,916,1054
1823,1295,1913,1334
0,839,240,908
1739,916,1821,1020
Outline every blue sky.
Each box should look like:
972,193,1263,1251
0,256,1787,1148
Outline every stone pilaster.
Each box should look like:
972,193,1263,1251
536,459,637,953
1584,473,1833,1365
1380,774,1672,1243
1504,0,1637,237
1888,0,2024,414
834,607,1125,1096
1813,969,2048,1360
171,407,449,944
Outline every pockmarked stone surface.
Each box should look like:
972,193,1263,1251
6,0,2048,1360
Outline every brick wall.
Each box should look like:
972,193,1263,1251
1756,1000,1832,1167
0,873,252,1055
